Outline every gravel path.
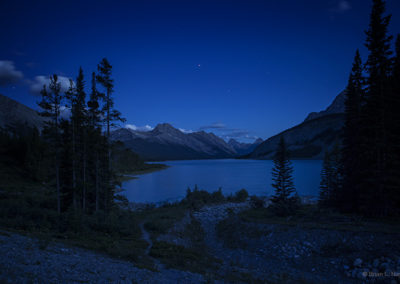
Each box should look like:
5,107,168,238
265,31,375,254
0,230,204,283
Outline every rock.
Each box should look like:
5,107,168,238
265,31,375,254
354,258,363,267
381,262,390,270
351,269,357,278
373,258,380,268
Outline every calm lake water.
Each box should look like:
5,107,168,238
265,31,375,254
122,159,323,203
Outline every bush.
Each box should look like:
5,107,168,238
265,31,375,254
234,189,249,202
227,189,249,203
250,195,265,209
182,185,226,209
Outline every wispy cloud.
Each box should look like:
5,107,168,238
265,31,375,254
199,122,226,130
125,124,153,132
29,75,73,95
0,60,24,86
198,122,259,142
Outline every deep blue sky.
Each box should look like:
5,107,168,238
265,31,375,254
1,0,400,142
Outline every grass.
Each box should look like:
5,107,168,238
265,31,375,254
239,205,400,234
139,205,188,240
150,241,221,274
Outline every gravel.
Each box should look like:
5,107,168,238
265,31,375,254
0,230,204,283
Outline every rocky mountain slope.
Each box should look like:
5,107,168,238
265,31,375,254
228,138,263,155
304,91,346,122
0,94,46,129
111,124,261,161
248,91,346,159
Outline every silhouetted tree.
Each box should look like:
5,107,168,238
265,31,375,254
320,142,343,208
360,0,393,216
270,137,298,216
38,75,63,214
96,58,125,211
340,50,364,212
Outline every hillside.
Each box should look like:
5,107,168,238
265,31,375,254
248,91,346,159
0,94,46,129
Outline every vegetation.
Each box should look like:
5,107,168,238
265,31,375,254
319,0,400,217
270,137,299,216
319,142,342,207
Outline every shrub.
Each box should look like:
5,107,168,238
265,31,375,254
250,195,264,209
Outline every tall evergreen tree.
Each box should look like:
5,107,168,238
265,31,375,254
270,137,298,216
341,50,364,212
74,67,88,211
96,58,125,211
88,72,103,212
38,75,63,214
320,142,343,208
361,0,394,216
390,34,400,214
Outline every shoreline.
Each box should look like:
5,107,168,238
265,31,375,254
118,163,169,182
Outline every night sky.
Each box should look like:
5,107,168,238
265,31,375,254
1,0,400,142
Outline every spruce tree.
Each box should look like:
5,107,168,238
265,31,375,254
88,72,103,212
38,75,63,214
320,142,343,208
341,50,364,213
390,34,400,214
96,58,125,211
270,137,298,216
361,0,393,216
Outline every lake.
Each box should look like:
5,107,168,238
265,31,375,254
122,159,323,203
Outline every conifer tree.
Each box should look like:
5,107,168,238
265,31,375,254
320,142,343,208
88,72,103,212
361,0,393,216
38,75,63,214
390,34,400,213
270,137,298,216
341,50,364,212
96,58,125,211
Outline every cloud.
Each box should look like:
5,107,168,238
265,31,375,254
125,124,154,132
29,75,74,95
0,61,24,86
179,128,193,133
199,122,226,130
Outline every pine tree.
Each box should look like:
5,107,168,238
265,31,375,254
389,34,400,214
87,72,103,212
38,75,63,214
361,0,393,216
320,142,343,208
270,137,298,216
96,58,125,211
74,67,88,211
341,50,364,213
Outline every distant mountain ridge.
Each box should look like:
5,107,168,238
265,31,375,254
248,91,346,159
304,91,346,122
111,123,261,161
0,94,46,130
228,138,263,155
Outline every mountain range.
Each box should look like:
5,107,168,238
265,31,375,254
110,124,262,161
0,90,346,160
